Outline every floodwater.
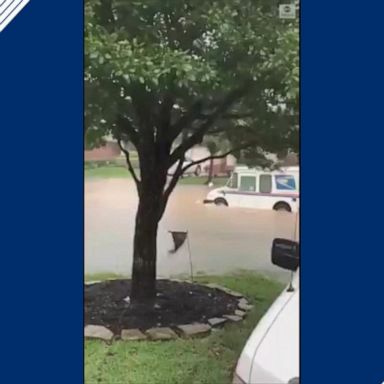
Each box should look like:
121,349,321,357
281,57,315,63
85,179,299,282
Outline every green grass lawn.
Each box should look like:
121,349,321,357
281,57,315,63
84,165,228,186
85,273,284,384
178,176,228,186
85,166,131,179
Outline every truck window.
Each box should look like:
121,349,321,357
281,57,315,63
240,176,256,192
228,172,238,188
260,174,272,193
275,174,296,190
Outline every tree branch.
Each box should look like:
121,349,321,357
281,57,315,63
117,139,141,187
159,158,184,219
170,84,253,166
158,92,175,144
129,84,156,135
198,111,255,120
181,143,256,173
116,115,139,147
168,100,203,142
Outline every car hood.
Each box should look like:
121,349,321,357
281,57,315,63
236,274,299,383
206,187,228,198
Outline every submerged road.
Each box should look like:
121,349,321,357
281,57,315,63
85,178,299,282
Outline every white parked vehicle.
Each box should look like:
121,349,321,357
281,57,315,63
168,156,202,177
233,238,300,384
204,166,299,212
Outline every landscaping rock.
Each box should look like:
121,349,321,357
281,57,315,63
121,329,147,341
238,302,254,311
223,314,243,322
145,327,178,340
238,298,248,306
238,298,254,311
235,310,246,318
84,325,114,341
177,323,211,338
206,284,244,298
208,317,228,327
224,289,244,298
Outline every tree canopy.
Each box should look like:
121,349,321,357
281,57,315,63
85,0,298,161
84,0,299,301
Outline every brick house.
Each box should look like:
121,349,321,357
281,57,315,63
84,141,121,162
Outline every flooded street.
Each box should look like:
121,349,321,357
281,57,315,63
85,178,299,282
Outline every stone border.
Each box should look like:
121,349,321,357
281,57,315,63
84,280,253,342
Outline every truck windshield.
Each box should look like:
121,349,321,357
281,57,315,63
227,172,238,188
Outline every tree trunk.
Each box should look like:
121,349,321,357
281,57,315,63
129,124,178,303
130,139,168,303
131,192,161,303
206,158,214,184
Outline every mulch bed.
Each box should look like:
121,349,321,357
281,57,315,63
85,279,239,334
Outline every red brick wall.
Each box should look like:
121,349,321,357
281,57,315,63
84,142,121,161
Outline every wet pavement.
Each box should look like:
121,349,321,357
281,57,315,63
85,178,299,282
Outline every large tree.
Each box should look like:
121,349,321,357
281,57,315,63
85,0,299,303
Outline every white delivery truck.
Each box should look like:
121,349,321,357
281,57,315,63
233,238,300,384
204,166,299,212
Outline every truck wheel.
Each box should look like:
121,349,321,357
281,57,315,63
274,202,291,212
214,198,228,206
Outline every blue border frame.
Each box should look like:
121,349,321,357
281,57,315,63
2,0,384,383
0,1,83,383
301,1,384,383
